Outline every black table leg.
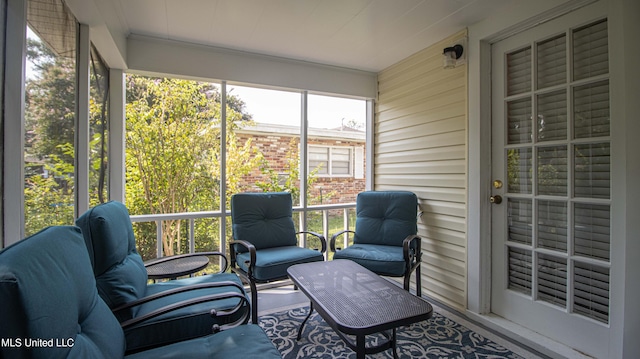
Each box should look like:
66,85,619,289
296,302,314,341
392,328,398,359
356,334,365,359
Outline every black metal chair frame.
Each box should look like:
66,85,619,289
329,229,422,297
229,231,327,324
120,289,251,333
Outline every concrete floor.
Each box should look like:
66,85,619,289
255,282,309,315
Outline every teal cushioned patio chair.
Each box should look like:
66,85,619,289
76,201,250,353
0,225,281,359
330,191,423,296
229,192,327,324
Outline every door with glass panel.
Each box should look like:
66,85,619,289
490,3,610,357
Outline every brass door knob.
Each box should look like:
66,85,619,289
490,195,502,204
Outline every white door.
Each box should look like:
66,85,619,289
491,2,611,357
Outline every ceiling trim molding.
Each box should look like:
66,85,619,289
126,34,378,99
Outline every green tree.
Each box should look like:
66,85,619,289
125,76,260,257
24,36,111,234
25,39,76,164
25,57,327,257
24,37,77,235
24,144,76,235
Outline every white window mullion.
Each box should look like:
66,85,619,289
108,68,125,203
3,0,27,246
531,199,539,301
365,99,374,190
355,146,364,179
531,40,539,301
531,40,538,304
327,147,333,176
75,23,90,217
300,91,308,240
567,108,576,315
565,27,575,314
219,81,227,254
567,199,575,313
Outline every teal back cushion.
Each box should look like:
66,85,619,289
0,226,125,358
76,201,148,320
354,191,418,247
231,192,297,251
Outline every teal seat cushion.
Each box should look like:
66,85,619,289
0,226,126,359
333,244,406,276
0,226,279,359
126,273,248,353
236,246,324,281
77,201,252,352
125,324,281,359
231,192,298,252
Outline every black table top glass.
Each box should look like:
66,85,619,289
145,255,210,280
287,259,433,358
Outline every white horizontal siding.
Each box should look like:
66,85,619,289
375,160,465,175
376,144,466,164
378,89,465,124
376,131,465,154
376,29,468,310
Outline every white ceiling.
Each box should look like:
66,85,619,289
97,0,512,72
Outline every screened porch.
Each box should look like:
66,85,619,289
2,0,639,358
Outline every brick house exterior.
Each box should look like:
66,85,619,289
235,123,366,205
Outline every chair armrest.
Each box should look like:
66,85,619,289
111,281,246,314
121,291,250,331
329,230,355,252
144,251,229,274
402,234,423,263
228,240,257,276
297,231,327,253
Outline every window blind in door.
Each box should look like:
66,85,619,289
503,18,610,323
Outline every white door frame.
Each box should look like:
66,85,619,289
468,0,640,357
491,5,611,357
466,0,616,358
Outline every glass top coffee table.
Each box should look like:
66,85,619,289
287,259,433,359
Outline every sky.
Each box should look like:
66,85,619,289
228,85,366,130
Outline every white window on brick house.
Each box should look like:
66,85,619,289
309,146,353,177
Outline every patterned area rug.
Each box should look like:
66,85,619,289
259,306,534,359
